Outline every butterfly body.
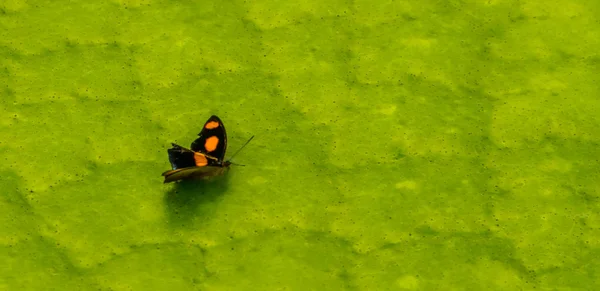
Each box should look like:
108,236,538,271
162,115,237,183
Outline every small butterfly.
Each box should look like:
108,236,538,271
162,115,254,183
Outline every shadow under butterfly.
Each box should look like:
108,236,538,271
163,174,230,228
162,115,254,183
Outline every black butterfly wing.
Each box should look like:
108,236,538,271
190,115,227,163
167,144,197,170
162,166,227,183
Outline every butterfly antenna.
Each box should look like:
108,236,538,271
228,135,254,163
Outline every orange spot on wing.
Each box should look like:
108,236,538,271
194,152,208,166
205,121,220,129
205,136,219,152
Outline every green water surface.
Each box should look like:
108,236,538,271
1,0,600,290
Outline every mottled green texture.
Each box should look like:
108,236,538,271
1,0,599,289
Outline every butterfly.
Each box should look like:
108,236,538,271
162,115,254,183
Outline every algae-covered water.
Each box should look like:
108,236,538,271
2,0,600,290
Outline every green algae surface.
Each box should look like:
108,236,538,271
2,0,600,290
